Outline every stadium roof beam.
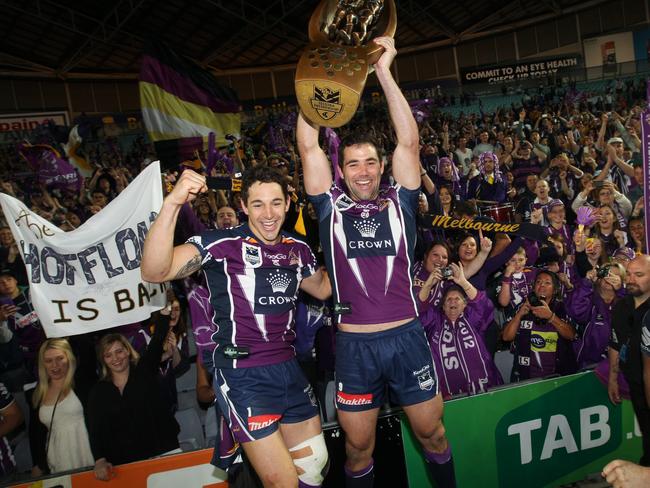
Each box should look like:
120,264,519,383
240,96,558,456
56,0,149,75
0,0,146,45
200,0,308,67
398,0,609,56
402,0,458,40
0,51,55,74
541,0,563,15
459,1,521,37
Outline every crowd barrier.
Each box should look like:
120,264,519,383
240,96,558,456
9,371,641,487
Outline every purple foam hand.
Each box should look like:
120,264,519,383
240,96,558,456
575,206,597,228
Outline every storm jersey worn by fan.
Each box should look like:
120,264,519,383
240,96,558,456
187,223,317,369
309,183,419,325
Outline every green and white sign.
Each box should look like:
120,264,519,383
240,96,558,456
402,372,641,487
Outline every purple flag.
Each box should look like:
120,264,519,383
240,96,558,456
641,109,650,254
324,127,343,183
18,143,83,192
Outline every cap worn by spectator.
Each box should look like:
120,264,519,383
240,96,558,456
613,247,635,261
0,268,14,278
607,137,623,145
547,199,564,211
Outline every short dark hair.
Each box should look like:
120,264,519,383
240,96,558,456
337,133,384,169
240,165,288,204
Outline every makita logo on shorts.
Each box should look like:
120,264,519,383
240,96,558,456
337,391,373,406
248,414,281,431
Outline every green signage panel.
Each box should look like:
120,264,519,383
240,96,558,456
402,372,641,487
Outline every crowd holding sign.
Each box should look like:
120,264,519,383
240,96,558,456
0,161,166,337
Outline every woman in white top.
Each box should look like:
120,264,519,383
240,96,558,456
29,338,94,476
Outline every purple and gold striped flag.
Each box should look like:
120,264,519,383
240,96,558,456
139,43,241,171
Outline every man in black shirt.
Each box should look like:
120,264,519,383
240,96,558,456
609,255,650,465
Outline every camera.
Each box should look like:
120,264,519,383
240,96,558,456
596,266,610,279
440,266,453,280
528,292,543,307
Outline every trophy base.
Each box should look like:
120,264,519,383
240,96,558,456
295,42,371,128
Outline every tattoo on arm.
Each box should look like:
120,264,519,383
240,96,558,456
173,254,202,280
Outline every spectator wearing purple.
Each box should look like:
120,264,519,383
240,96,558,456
413,242,453,312
565,263,625,369
503,270,577,380
514,174,539,223
432,157,465,202
466,152,507,203
0,269,46,383
571,180,631,230
545,199,574,255
541,153,583,203
511,141,543,191
0,382,23,481
420,263,502,398
529,180,554,227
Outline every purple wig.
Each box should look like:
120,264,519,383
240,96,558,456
436,156,460,182
478,151,503,182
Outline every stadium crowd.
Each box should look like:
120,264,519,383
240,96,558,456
0,74,648,485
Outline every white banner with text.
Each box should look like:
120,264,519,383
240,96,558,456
0,161,166,337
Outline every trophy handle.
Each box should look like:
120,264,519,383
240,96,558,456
308,0,332,43
308,0,397,47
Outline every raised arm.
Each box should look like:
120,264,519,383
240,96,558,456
296,112,333,196
373,37,420,190
299,268,332,301
141,170,206,283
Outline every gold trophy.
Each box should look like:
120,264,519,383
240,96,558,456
295,0,396,128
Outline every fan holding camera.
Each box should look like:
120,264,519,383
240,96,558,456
419,262,503,398
502,270,577,381
564,263,625,369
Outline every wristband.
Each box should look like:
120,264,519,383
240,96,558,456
502,277,512,284
548,312,555,322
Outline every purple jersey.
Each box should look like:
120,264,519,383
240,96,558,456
565,278,617,369
420,291,502,397
309,184,419,325
504,269,536,309
412,261,452,312
188,223,317,368
186,282,218,362
513,303,575,379
546,224,575,255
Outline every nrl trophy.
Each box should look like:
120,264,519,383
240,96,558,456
295,0,397,128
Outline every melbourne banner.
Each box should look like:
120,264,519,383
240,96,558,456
460,56,581,85
0,161,167,337
402,372,641,487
